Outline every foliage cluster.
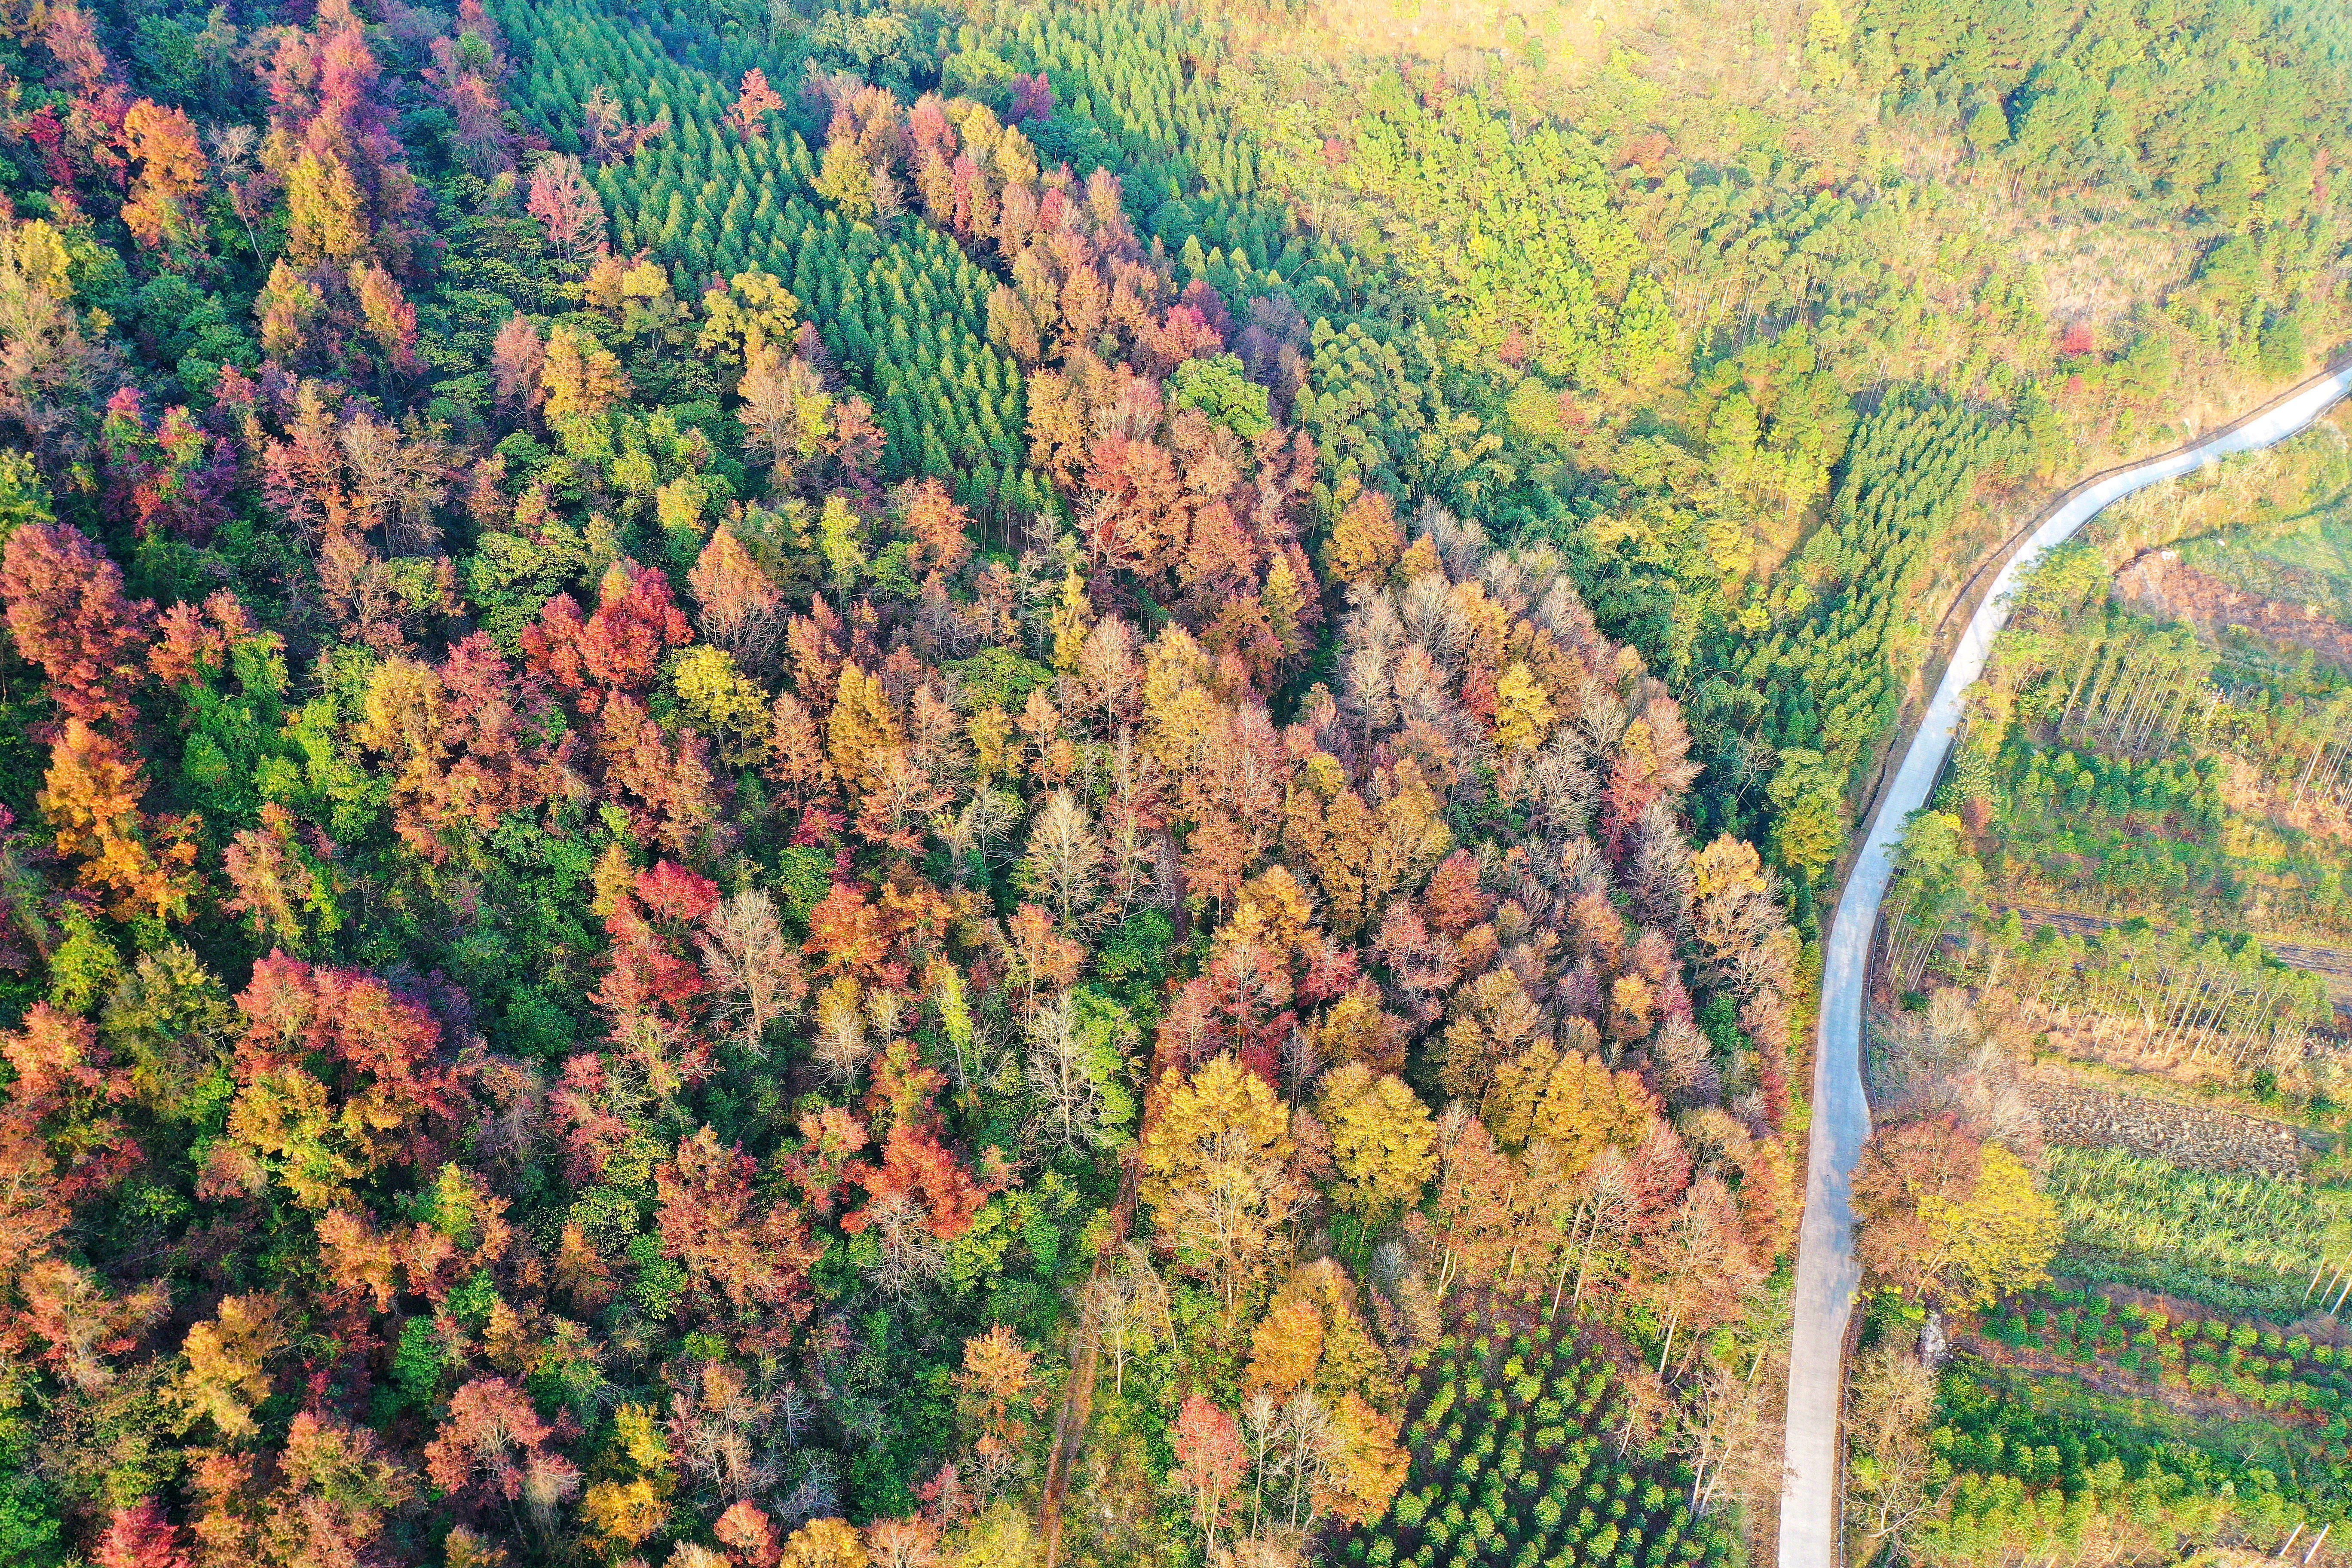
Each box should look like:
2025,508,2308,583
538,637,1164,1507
0,1,1827,1565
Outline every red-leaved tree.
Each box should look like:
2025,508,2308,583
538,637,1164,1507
1170,1394,1245,1553
0,521,150,728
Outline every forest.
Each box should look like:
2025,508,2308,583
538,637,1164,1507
0,0,2342,1565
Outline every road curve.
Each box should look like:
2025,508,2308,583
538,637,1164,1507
1775,361,2352,1568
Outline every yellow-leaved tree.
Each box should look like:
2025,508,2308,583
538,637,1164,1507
1318,1062,1438,1219
1492,662,1558,753
1140,1054,1302,1316
1484,1037,1661,1170
1322,487,1402,585
581,1402,676,1554
954,1323,1045,1497
778,1517,868,1568
1853,1115,2059,1308
1928,1141,2060,1305
672,645,775,766
1235,1259,1408,1528
1242,1259,1391,1407
541,323,630,428
1320,1391,1411,1526
178,1292,286,1442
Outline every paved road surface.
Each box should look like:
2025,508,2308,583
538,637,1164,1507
1775,362,2352,1568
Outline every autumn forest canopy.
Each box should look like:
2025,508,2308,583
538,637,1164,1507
0,0,2341,1565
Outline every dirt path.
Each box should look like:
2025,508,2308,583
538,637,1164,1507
1037,1154,1136,1568
1037,1312,1099,1568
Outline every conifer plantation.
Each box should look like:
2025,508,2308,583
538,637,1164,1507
0,0,2340,1565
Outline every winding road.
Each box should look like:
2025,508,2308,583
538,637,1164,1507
1774,361,2352,1568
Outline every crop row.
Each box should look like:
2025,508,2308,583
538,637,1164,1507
2043,1145,2334,1285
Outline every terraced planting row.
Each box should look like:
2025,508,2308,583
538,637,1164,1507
1979,1289,2352,1433
2037,1144,2346,1317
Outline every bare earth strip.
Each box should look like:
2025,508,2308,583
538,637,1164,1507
1777,362,2352,1568
2021,1075,2310,1177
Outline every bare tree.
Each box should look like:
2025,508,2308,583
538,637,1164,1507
1076,1243,1170,1397
1076,616,1142,732
340,412,453,555
1559,1146,1639,1314
1843,1341,1944,1562
666,1360,785,1504
1527,735,1598,840
1018,789,1103,929
1154,1127,1305,1320
956,787,1024,873
810,981,870,1086
1672,1345,1779,1521
860,1191,949,1299
1628,800,1692,928
1873,989,2040,1156
1275,1389,1338,1531
1023,990,1125,1156
1243,1391,1281,1537
698,890,803,1051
